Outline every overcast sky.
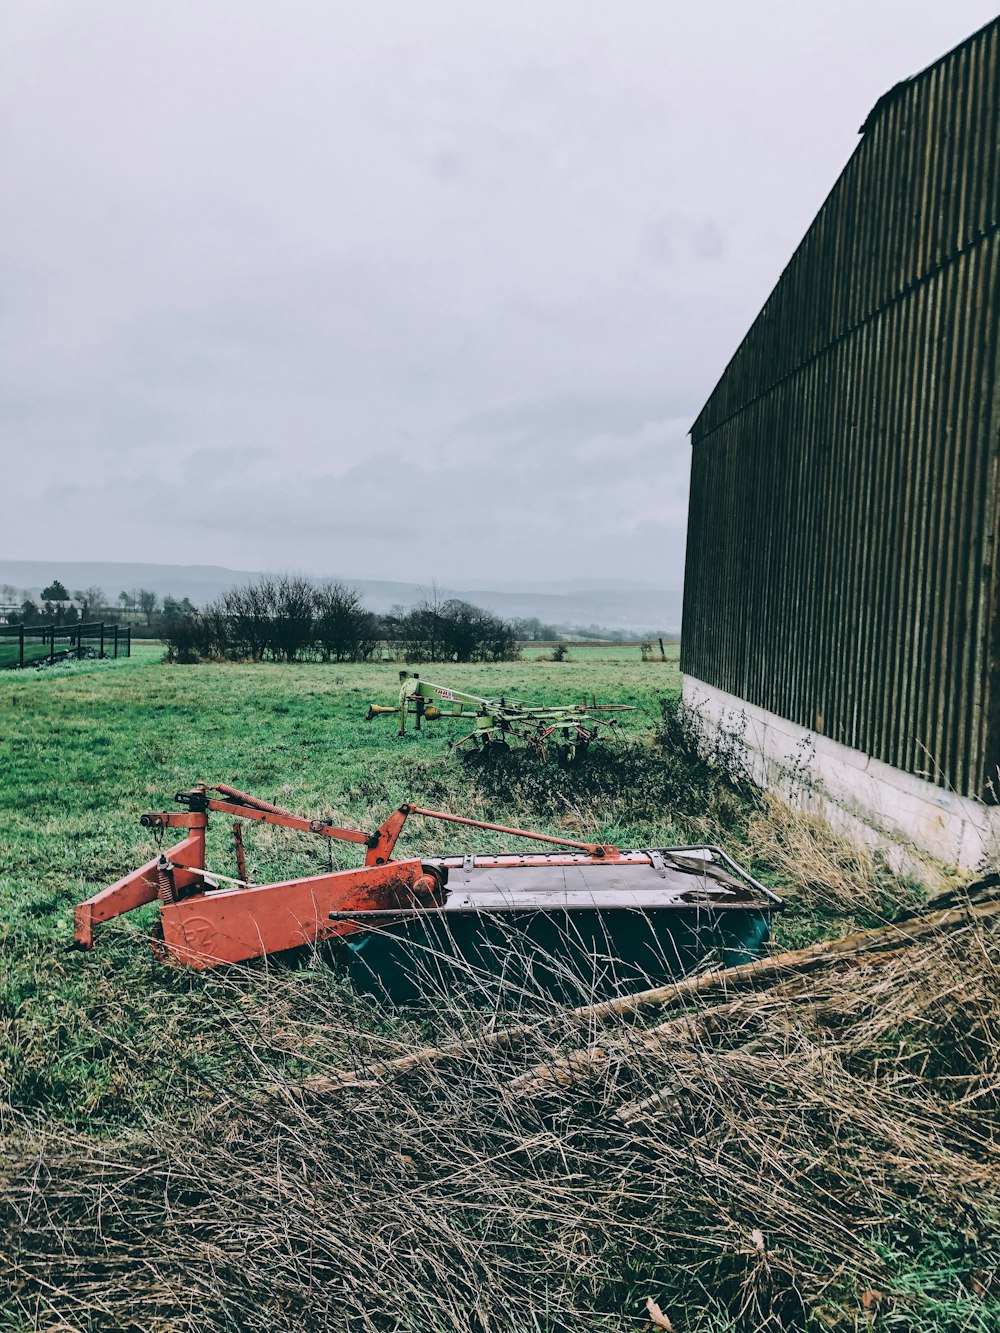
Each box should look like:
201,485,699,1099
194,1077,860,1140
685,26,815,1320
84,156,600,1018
2,2,996,588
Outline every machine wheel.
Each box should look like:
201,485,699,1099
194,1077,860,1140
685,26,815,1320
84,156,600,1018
556,743,572,766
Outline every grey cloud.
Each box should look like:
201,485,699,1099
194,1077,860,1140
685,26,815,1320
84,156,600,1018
2,1,997,585
691,221,725,261
639,216,726,267
451,392,696,443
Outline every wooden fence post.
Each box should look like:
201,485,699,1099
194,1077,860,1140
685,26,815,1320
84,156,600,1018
19,625,24,668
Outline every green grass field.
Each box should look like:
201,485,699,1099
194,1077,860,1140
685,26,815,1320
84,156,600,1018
2,640,906,1134
0,638,58,668
1,645,695,1119
3,648,998,1332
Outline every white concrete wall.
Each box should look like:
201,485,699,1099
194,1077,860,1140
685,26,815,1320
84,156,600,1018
682,675,1000,883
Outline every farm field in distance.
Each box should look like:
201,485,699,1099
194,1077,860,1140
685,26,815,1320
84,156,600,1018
3,645,999,1331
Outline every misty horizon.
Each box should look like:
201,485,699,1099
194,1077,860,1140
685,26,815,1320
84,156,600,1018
0,559,685,635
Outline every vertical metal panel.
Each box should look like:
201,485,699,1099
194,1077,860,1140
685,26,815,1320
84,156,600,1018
682,18,1000,797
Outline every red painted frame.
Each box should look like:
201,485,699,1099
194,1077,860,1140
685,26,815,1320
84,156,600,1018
74,783,624,969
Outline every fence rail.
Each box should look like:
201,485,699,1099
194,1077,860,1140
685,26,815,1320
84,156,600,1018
0,622,131,670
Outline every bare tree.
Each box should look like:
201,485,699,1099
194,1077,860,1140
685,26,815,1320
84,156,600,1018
137,589,159,625
80,586,106,617
388,597,519,663
353,611,383,662
314,581,365,661
220,580,275,660
269,575,315,662
437,599,484,662
165,575,386,664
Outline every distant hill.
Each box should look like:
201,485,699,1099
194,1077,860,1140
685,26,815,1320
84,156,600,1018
0,560,682,635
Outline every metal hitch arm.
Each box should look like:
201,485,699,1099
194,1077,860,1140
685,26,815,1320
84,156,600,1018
73,782,621,967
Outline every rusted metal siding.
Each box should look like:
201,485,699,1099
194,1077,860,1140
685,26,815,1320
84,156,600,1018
683,18,1000,797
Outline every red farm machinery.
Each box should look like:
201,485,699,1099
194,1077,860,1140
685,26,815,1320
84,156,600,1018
74,783,781,999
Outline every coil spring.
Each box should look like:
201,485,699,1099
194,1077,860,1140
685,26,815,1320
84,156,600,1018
211,783,302,820
156,855,177,906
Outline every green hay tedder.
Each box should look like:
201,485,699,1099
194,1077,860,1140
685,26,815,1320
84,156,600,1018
366,672,634,762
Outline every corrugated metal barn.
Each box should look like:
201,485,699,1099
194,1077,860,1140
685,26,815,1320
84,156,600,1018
681,18,1000,872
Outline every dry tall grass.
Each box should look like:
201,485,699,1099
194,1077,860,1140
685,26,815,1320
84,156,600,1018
3,702,997,1330
2,888,998,1332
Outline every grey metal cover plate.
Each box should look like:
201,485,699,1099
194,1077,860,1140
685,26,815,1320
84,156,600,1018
426,852,757,914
